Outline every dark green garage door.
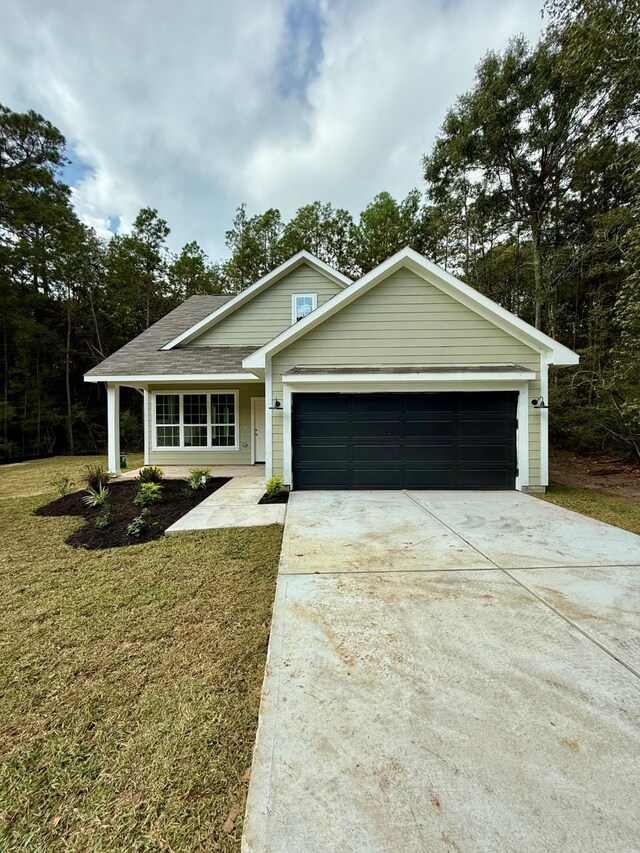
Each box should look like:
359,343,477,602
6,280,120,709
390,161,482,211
292,391,518,490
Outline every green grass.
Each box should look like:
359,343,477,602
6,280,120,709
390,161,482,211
0,454,144,500
0,456,281,851
541,482,640,536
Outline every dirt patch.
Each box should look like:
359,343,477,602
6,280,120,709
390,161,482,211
561,737,580,753
36,479,230,549
550,447,640,502
258,491,289,505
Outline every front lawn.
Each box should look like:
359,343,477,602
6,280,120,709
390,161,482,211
0,456,281,851
0,454,144,500
541,481,640,536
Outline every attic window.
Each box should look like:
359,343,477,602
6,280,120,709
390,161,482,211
292,293,317,323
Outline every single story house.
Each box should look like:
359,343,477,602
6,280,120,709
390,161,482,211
85,247,578,492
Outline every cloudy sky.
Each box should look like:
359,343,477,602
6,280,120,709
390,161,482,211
0,0,543,258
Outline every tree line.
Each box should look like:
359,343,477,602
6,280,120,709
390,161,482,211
1,0,638,461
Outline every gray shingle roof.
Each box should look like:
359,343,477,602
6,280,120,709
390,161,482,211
85,295,260,378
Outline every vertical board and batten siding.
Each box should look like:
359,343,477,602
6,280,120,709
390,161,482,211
270,267,543,484
146,382,264,466
188,264,344,347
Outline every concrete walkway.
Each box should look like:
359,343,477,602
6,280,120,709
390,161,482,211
165,468,285,532
243,491,640,852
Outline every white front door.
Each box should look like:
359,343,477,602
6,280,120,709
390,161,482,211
253,398,266,463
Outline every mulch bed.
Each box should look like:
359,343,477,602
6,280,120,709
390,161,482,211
258,491,289,505
35,479,230,549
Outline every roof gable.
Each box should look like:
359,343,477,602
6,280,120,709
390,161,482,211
243,248,579,369
162,251,351,350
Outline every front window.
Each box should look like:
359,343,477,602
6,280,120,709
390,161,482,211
154,392,238,450
211,393,236,447
183,394,208,447
292,293,317,323
155,394,180,447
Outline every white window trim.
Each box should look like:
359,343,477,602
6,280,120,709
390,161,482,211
281,380,530,492
151,390,239,452
291,292,317,324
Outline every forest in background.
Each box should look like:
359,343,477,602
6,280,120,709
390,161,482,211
1,0,639,462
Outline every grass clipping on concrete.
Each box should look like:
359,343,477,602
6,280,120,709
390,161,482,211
0,458,281,851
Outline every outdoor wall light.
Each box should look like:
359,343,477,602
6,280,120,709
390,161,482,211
269,398,282,410
531,396,549,409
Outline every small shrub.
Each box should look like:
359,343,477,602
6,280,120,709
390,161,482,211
82,485,110,508
127,508,150,538
94,505,114,529
185,468,212,490
137,465,164,484
265,475,285,498
134,482,162,508
49,473,75,497
81,464,112,491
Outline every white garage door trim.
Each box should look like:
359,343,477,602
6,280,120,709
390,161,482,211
282,380,530,491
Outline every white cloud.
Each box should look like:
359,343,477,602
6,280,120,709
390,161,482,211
0,0,543,258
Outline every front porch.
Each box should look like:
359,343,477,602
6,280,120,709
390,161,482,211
104,380,267,477
118,463,266,482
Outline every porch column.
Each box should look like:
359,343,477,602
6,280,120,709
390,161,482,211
143,389,150,465
106,382,121,476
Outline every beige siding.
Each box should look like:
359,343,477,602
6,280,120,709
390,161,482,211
146,382,264,466
270,268,542,484
190,263,343,346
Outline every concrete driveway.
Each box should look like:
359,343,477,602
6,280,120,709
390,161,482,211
243,491,640,853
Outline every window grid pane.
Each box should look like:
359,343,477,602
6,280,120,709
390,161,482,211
156,425,179,447
183,394,207,424
156,394,180,424
184,425,208,447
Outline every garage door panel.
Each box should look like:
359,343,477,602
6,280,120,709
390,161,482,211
352,444,402,462
353,395,404,415
405,468,456,488
353,420,403,438
458,393,513,413
405,394,457,414
293,466,351,489
295,444,351,463
405,443,458,462
295,394,351,416
292,392,517,490
405,419,456,437
457,466,514,488
293,419,351,439
352,468,404,488
459,418,513,438
459,444,513,462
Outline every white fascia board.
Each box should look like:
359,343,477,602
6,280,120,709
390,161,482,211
243,247,580,369
84,372,257,384
282,370,537,383
161,251,351,351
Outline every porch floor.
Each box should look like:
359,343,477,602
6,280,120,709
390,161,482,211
117,464,266,481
